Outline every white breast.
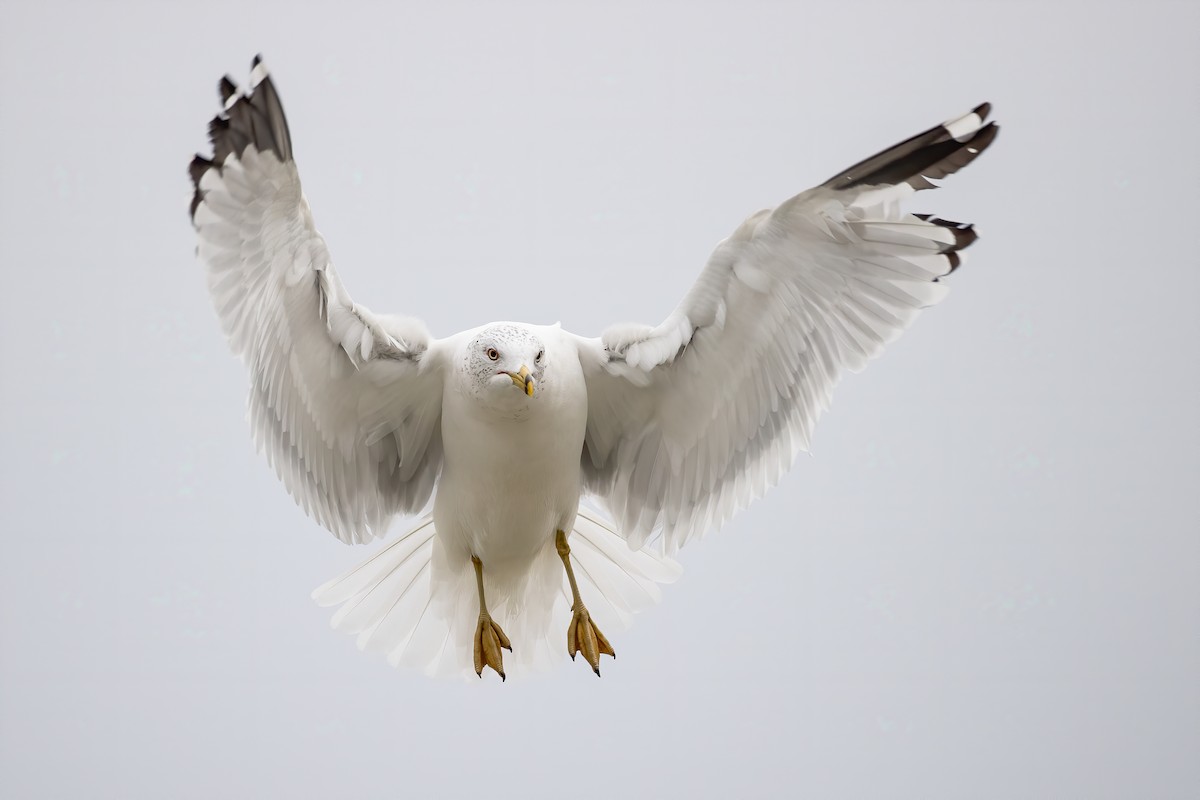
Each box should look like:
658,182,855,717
434,333,588,562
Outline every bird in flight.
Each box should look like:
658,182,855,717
190,56,997,681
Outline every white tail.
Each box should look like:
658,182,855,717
312,508,681,679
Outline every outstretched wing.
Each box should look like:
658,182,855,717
190,57,446,545
575,104,998,553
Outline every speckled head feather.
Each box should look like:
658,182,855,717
458,324,548,410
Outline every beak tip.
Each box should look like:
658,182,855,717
518,365,535,396
505,366,536,397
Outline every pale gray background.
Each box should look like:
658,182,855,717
1,1,1196,797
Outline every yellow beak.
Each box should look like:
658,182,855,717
505,365,535,397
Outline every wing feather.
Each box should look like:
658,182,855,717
576,104,998,552
190,57,445,545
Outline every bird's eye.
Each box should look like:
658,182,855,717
486,347,499,361
536,350,544,363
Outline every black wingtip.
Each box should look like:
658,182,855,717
945,251,962,273
970,121,1000,153
823,104,999,192
913,214,979,252
956,225,979,251
189,55,294,222
188,154,213,187
188,155,215,219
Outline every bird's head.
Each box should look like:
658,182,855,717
460,324,548,412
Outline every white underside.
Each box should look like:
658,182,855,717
312,507,680,679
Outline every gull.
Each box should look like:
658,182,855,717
189,56,998,680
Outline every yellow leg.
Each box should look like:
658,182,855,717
472,555,512,681
556,529,615,676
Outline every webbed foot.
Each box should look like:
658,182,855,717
567,604,614,676
474,612,512,681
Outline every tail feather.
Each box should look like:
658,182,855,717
567,509,682,628
312,510,681,679
314,517,436,613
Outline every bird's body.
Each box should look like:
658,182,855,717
189,56,998,679
429,325,592,665
437,324,587,564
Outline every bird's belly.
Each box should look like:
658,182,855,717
434,406,584,563
435,466,579,561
